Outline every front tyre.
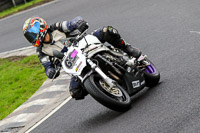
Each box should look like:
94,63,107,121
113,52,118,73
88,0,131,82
143,59,160,87
84,74,131,112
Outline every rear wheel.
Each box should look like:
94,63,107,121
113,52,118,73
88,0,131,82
84,74,131,112
143,59,160,87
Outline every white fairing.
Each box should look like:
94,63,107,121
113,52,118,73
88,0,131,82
62,34,109,76
77,35,101,50
78,35,110,58
62,47,87,75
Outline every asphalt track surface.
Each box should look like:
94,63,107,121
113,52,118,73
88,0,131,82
1,0,200,132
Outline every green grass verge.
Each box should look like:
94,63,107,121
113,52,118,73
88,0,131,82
0,55,47,120
0,0,45,19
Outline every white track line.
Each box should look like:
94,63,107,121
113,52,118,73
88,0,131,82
190,31,200,34
25,96,72,133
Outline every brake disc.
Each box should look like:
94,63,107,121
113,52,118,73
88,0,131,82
99,80,123,97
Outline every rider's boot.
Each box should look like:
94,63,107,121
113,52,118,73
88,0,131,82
118,38,142,59
69,76,88,100
117,38,150,66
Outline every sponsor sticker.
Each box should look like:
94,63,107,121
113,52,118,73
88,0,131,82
76,61,82,72
132,80,140,88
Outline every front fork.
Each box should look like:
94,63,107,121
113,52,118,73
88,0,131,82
86,58,115,88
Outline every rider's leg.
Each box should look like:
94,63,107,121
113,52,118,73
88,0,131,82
91,26,142,59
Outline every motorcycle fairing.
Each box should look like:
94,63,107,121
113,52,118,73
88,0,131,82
77,35,110,58
123,71,146,96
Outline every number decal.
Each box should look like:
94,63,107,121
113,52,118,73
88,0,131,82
65,49,79,69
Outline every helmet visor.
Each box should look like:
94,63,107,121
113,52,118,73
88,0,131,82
24,22,40,43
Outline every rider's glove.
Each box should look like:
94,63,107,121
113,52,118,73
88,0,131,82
46,68,60,79
77,21,89,33
54,59,61,67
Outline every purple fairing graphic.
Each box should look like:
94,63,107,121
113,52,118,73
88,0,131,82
71,50,78,58
145,63,156,74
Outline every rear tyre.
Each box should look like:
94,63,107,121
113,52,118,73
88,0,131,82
143,59,160,87
84,74,131,112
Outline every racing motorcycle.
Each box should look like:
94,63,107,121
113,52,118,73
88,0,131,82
53,29,160,112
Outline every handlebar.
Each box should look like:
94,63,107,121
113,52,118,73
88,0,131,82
74,29,88,42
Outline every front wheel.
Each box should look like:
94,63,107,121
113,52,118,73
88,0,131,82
84,74,131,112
143,59,160,87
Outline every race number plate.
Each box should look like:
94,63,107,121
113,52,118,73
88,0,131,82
62,47,87,76
65,49,79,69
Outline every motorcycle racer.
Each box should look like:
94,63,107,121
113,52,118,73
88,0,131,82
23,16,142,100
